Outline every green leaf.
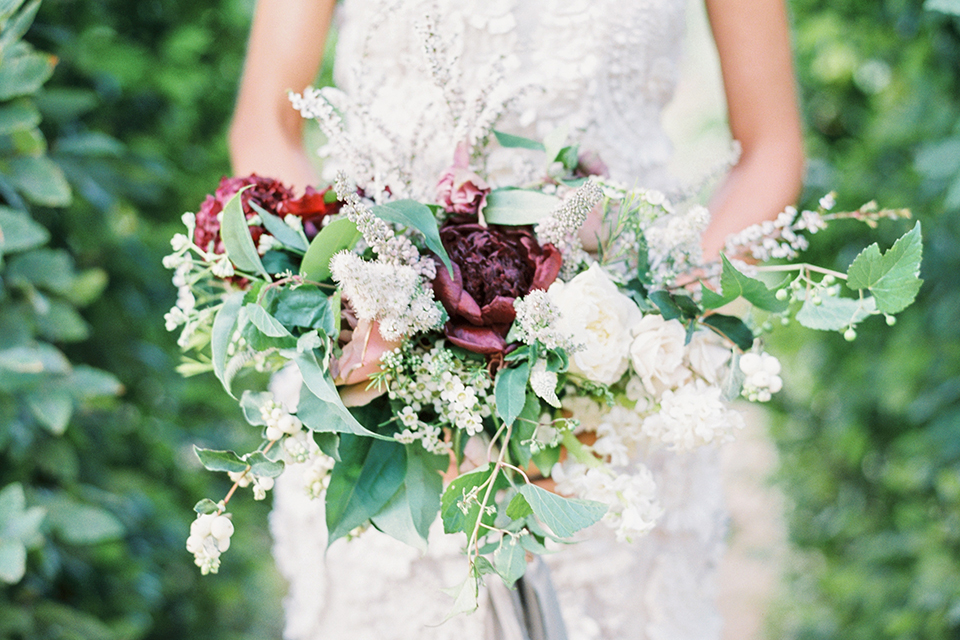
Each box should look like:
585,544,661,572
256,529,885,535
239,390,271,426
4,156,71,207
294,351,391,440
300,217,361,282
796,295,877,331
247,452,284,478
25,390,72,434
0,101,39,135
493,536,527,586
518,483,607,538
241,303,291,338
220,186,269,279
370,484,426,551
193,446,248,474
495,360,531,427
483,189,560,225
649,290,683,320
442,573,480,619
325,435,406,544
0,541,25,584
211,292,244,396
706,255,788,313
0,205,49,255
0,343,70,377
440,464,493,535
54,131,125,157
493,130,545,151
371,199,452,275
531,445,562,477
0,50,54,100
845,222,923,314
250,201,309,252
0,483,25,524
35,299,89,342
404,444,446,541
701,314,755,351
62,365,121,400
45,502,124,545
193,499,219,515
269,285,336,334
542,123,569,165
506,492,533,519
0,0,38,51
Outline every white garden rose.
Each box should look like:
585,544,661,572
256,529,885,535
686,330,733,385
548,263,642,385
629,313,691,395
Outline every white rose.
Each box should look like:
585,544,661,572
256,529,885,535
686,330,733,385
629,314,691,395
548,263,641,385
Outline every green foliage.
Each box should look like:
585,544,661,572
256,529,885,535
771,1,960,637
1,0,288,637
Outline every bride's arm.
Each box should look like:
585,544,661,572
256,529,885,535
228,0,337,188
701,0,805,259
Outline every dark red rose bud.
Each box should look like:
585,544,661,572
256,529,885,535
279,185,340,240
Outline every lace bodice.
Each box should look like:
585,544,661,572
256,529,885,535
272,2,730,639
332,0,686,189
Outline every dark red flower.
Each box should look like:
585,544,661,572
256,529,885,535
193,176,340,255
432,223,561,355
279,186,340,240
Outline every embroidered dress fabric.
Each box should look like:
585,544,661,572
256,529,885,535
270,1,727,638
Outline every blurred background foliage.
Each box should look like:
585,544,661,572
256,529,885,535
0,0,957,637
772,0,960,638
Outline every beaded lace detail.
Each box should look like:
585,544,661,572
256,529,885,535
271,2,728,638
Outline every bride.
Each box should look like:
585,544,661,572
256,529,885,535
228,0,803,638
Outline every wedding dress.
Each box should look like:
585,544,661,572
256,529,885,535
270,1,727,638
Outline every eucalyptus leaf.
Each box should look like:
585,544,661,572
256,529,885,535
211,292,244,396
845,221,923,314
241,303,292,338
371,199,452,275
492,130,545,151
404,444,446,541
25,390,72,434
483,189,560,226
370,485,427,552
250,201,309,252
300,217,360,282
295,351,391,440
518,483,607,538
220,186,269,278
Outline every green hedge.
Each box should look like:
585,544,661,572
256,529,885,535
772,1,960,638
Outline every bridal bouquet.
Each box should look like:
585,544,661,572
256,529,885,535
163,110,921,610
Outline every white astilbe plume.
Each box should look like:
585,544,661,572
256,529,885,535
512,290,579,351
537,180,602,279
330,252,444,341
723,205,820,262
416,12,464,121
333,172,436,278
644,204,711,286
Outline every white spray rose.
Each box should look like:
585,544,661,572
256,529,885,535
629,314,691,395
548,263,642,385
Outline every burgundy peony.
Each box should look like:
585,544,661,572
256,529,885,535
193,175,339,255
436,143,490,216
432,223,562,355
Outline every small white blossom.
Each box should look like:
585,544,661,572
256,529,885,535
211,256,235,278
739,352,783,402
642,380,745,449
186,513,235,575
530,359,560,408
